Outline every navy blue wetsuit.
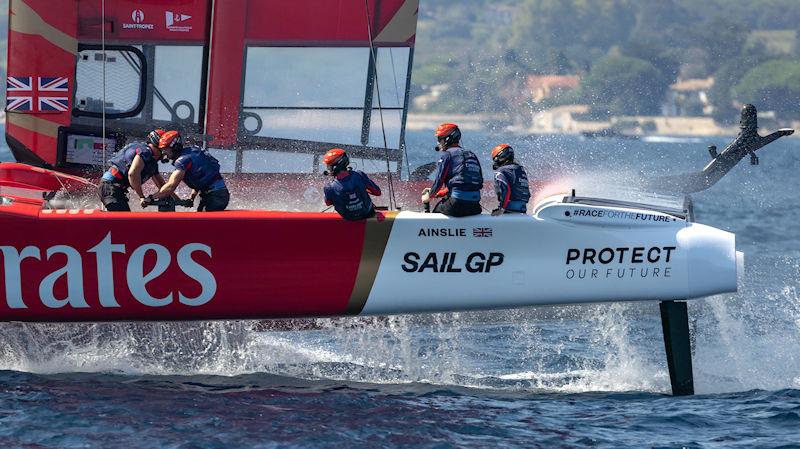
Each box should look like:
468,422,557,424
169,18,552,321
324,170,381,220
99,142,159,211
430,146,483,217
173,146,229,212
493,163,531,213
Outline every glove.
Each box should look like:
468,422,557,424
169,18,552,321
491,208,505,216
140,195,154,208
178,198,194,208
421,187,431,204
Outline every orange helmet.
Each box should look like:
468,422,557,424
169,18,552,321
323,148,349,175
158,130,183,151
434,123,461,150
491,144,514,169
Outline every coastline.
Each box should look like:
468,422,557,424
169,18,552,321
408,111,799,138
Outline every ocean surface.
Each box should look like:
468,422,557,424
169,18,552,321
1,128,800,448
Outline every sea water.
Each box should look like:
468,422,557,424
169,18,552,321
0,130,799,448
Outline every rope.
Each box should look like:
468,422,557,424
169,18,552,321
51,173,76,208
101,0,107,167
363,0,397,211
388,48,412,180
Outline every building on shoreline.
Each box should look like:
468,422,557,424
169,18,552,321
527,75,580,103
663,77,715,117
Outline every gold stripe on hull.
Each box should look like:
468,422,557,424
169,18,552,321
346,211,398,314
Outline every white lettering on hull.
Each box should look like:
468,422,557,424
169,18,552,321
39,245,89,308
127,244,173,307
1,246,40,309
88,233,125,308
177,244,216,306
0,232,216,309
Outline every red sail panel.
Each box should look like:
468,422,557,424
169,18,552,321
6,0,79,165
245,0,416,46
77,0,209,42
204,0,247,147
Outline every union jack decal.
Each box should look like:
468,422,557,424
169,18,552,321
473,227,493,238
6,76,69,113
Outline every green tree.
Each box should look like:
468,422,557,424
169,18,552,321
621,41,681,81
581,56,669,116
708,48,769,123
688,17,749,72
731,59,800,120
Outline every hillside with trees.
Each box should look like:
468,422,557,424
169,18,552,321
412,0,800,124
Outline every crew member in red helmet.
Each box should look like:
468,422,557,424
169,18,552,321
421,123,483,216
323,148,382,220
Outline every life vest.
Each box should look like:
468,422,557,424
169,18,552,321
173,147,224,191
431,146,483,200
494,163,531,211
324,170,379,220
102,142,158,186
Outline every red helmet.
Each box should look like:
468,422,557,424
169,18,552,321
146,128,165,147
159,130,183,151
323,148,349,175
434,123,461,149
491,144,514,169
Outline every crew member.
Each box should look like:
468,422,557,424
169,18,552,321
148,130,229,212
422,123,483,217
98,129,168,211
323,148,382,220
490,144,531,215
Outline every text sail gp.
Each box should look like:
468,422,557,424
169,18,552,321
401,252,504,273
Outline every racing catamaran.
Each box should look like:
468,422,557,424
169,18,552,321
0,104,793,396
2,0,796,396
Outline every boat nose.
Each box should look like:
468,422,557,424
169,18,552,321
681,224,738,297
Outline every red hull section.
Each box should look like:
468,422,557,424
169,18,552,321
0,197,394,322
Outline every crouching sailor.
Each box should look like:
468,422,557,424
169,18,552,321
323,148,382,220
422,123,483,217
147,130,229,211
490,144,531,216
99,128,169,211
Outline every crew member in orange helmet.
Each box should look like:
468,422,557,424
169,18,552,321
323,148,382,220
490,144,531,216
421,123,483,216
147,130,229,211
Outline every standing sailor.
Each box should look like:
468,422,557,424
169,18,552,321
490,144,531,215
147,130,229,211
422,123,483,217
323,148,382,220
98,129,168,211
